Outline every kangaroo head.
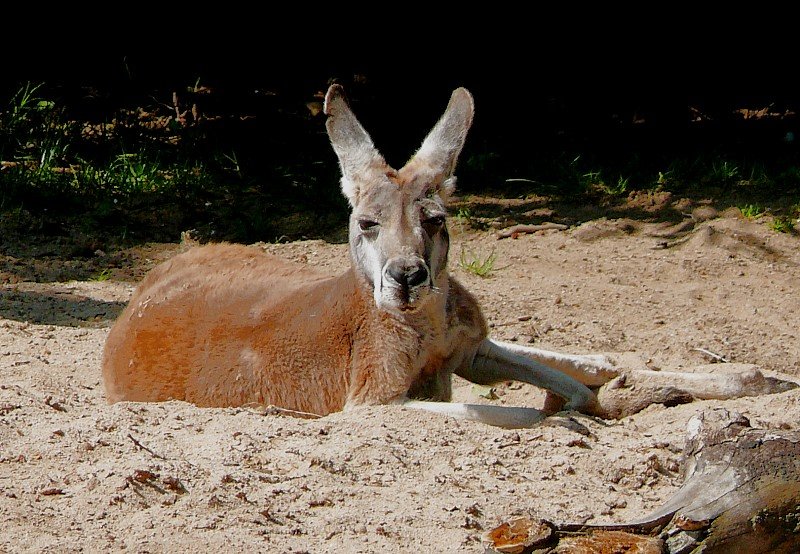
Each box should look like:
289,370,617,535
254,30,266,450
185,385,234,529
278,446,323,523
324,84,474,314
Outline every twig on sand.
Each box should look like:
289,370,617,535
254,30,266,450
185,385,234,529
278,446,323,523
128,433,167,460
497,223,568,240
692,347,730,363
252,404,322,419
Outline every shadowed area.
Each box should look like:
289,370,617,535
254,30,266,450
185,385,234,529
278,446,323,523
0,287,126,327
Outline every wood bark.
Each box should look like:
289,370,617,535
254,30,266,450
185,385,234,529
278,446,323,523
483,409,800,553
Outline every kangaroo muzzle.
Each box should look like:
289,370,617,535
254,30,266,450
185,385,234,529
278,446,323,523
385,260,429,289
381,257,431,308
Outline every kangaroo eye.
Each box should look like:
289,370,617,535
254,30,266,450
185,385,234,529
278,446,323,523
423,215,445,227
358,220,379,232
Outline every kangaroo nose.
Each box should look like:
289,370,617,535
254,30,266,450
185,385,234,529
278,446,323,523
386,261,429,288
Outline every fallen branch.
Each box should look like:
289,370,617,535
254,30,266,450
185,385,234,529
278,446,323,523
128,433,167,460
483,409,800,553
496,223,568,240
692,347,729,363
256,405,323,420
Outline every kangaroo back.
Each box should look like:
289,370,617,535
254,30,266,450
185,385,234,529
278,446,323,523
103,244,362,414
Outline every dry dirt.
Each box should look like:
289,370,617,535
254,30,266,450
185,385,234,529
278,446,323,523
2,204,800,553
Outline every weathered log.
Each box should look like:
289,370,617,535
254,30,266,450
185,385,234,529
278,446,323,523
592,364,797,419
634,408,800,553
483,408,800,553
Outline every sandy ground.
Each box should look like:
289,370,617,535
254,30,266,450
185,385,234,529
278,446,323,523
2,205,799,553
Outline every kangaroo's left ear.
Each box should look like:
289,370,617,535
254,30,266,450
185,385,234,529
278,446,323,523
324,84,388,207
402,88,474,202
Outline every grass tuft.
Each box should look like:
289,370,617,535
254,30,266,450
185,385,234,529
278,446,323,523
768,215,795,234
459,248,497,277
738,204,765,220
89,268,113,281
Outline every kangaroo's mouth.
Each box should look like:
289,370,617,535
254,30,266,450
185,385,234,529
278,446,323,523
377,280,430,313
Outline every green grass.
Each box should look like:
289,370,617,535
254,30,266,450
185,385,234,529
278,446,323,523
0,83,220,204
580,170,630,197
769,215,796,233
1,81,356,245
450,205,491,232
459,247,497,277
1,83,71,178
711,160,739,184
608,175,630,196
655,170,673,186
739,203,765,219
89,268,113,281
452,206,475,232
454,206,472,225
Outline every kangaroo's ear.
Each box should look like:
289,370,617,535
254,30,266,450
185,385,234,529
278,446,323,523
324,84,387,206
407,88,474,200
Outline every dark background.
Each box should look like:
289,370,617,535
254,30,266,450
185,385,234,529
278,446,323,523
2,30,798,245
5,34,797,154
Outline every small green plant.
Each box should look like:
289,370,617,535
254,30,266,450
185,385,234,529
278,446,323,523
554,154,603,195
769,215,795,233
581,169,602,189
108,153,164,193
453,206,473,230
459,247,497,277
90,268,113,281
609,175,629,196
711,160,739,184
656,170,672,185
6,82,49,125
450,205,489,231
583,171,629,197
739,203,765,220
220,150,242,178
2,82,74,176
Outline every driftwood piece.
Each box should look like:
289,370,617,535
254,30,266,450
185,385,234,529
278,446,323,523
553,530,663,553
483,409,800,553
631,408,800,553
592,364,797,419
496,223,568,239
481,518,663,553
541,362,797,419
481,516,555,553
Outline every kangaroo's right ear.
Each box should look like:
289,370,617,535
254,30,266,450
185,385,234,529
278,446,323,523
324,84,387,206
400,87,474,203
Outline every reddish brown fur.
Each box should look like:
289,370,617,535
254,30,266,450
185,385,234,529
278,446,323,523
103,244,349,413
102,243,488,414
